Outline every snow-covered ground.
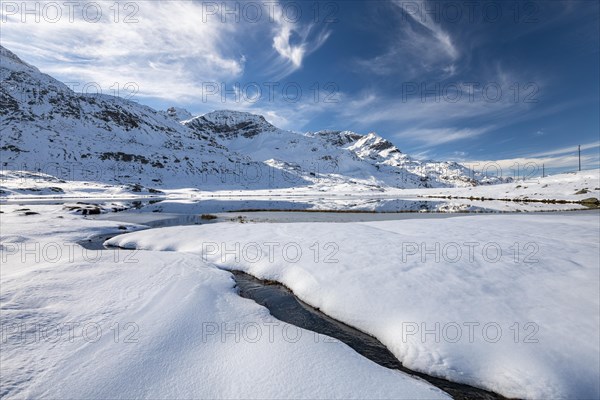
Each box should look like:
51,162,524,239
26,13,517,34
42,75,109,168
0,170,167,199
2,169,599,213
0,203,449,399
107,212,600,399
402,169,600,203
1,169,599,399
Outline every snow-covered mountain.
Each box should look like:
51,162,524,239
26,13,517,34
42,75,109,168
0,46,277,190
0,45,504,191
182,112,501,189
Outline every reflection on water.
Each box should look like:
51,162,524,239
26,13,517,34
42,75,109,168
109,196,590,215
232,270,505,400
7,196,590,223
76,196,593,229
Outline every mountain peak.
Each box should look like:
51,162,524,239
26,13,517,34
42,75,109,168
184,110,278,139
0,45,39,73
164,106,193,121
200,110,272,125
352,132,400,154
306,130,364,147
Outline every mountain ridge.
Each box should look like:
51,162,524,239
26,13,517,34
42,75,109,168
0,45,506,191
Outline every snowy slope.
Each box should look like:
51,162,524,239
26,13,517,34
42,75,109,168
107,213,600,400
184,111,505,189
310,130,496,187
0,202,449,399
396,169,600,205
0,46,281,190
2,45,503,192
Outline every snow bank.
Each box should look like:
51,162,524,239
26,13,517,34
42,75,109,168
0,204,447,399
403,169,600,202
107,213,600,399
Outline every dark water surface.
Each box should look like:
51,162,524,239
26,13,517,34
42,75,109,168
231,270,508,400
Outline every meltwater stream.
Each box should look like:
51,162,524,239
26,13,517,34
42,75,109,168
86,230,507,399
80,210,515,400
231,270,507,400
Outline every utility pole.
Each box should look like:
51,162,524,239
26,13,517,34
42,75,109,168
578,145,581,171
542,164,545,178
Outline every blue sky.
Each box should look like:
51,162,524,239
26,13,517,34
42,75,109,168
1,0,599,173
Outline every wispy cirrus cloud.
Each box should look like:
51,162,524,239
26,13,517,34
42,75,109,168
393,0,458,60
460,141,600,172
357,0,459,78
528,141,600,158
0,0,331,103
0,1,246,101
268,6,331,79
394,127,491,146
334,82,529,146
332,59,564,148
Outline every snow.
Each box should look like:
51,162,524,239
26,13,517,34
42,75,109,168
402,169,600,202
0,203,448,399
2,169,597,214
106,212,600,399
163,106,193,121
1,44,506,191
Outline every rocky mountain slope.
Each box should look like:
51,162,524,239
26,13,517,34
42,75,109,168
182,111,502,189
1,45,504,191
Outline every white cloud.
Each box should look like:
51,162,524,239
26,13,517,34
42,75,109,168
460,142,600,172
394,0,458,60
410,150,433,160
272,20,305,69
0,0,331,107
358,0,459,77
529,141,600,158
0,1,246,102
269,5,330,78
394,127,490,146
334,88,523,145
332,69,557,146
